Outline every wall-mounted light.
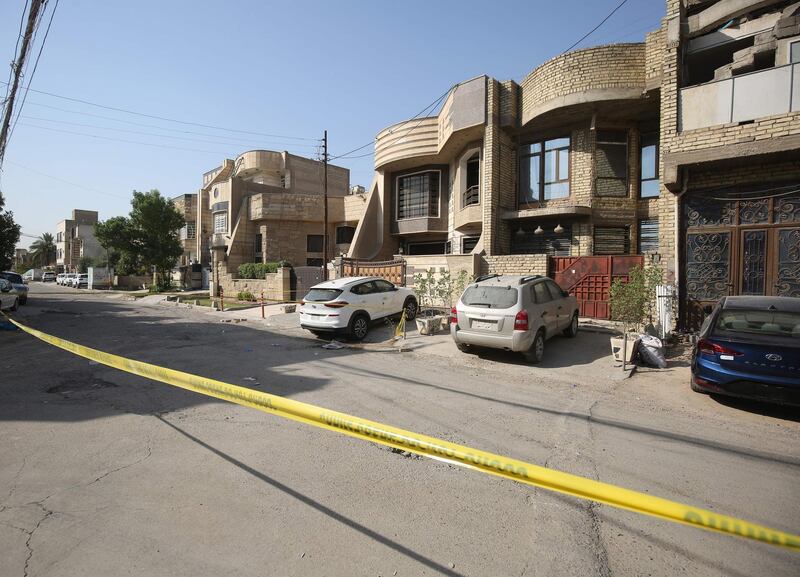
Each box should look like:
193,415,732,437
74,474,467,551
650,252,661,264
554,223,564,234
515,226,525,238
534,226,544,235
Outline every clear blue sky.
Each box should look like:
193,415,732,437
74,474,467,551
1,0,665,245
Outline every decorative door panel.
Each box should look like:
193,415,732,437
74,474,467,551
775,228,800,297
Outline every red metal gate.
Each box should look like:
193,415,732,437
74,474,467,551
550,255,643,319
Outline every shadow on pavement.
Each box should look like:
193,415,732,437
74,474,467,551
710,394,800,423
156,415,464,577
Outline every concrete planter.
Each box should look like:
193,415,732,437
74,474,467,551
610,334,640,363
416,315,443,335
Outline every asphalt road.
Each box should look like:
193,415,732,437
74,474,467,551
1,283,798,576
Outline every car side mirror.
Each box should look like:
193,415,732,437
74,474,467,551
390,286,398,291
562,290,569,298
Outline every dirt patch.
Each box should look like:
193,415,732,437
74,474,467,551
47,377,118,395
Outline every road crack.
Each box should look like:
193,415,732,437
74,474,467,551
86,439,153,488
586,399,611,577
23,502,53,577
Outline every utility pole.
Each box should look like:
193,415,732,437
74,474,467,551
322,130,329,280
0,0,44,167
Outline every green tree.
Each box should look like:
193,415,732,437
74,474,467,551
0,192,21,270
29,232,56,267
95,190,184,290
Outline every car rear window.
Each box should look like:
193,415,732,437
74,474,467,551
461,285,518,309
303,288,343,302
0,272,22,283
713,309,800,342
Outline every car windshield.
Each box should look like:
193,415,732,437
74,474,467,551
713,309,800,343
461,285,518,309
0,272,23,284
303,288,343,302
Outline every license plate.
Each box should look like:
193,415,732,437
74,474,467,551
472,320,495,330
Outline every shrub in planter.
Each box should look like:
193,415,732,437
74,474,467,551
237,290,255,302
237,262,283,279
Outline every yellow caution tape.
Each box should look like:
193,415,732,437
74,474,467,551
5,313,799,551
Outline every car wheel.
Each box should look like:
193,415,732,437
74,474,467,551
402,297,418,321
349,313,370,341
563,312,578,338
523,330,545,364
690,374,706,393
20,296,26,305
10,298,18,312
456,343,473,353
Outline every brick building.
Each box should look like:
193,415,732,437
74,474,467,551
197,150,367,295
55,209,103,272
171,193,198,266
349,0,800,328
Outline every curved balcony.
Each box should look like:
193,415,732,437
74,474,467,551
520,44,646,127
234,150,284,180
374,117,440,168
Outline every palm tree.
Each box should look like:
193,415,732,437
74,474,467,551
29,232,56,267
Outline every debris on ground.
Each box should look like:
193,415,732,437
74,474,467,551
322,340,347,350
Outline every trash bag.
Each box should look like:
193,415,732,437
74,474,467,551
638,334,667,368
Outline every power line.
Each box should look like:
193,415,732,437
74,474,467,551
5,159,129,200
8,0,60,145
0,79,319,142
563,0,630,54
18,114,320,153
2,0,30,114
330,83,456,161
23,100,321,148
16,122,239,155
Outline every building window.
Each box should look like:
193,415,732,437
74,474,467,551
593,226,630,255
254,233,263,259
185,221,196,240
336,226,355,244
511,224,572,256
519,137,570,206
306,234,324,252
213,212,227,234
397,171,440,219
444,240,452,254
306,258,324,267
640,132,659,198
406,241,446,255
638,218,659,253
463,153,480,207
791,40,800,63
462,236,479,253
595,131,628,197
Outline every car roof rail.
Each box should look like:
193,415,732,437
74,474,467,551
519,275,542,284
474,273,500,282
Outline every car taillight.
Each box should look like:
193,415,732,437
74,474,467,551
697,339,742,357
324,301,349,308
514,310,529,331
450,307,458,324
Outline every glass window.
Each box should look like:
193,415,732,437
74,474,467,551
638,218,659,253
336,226,355,244
464,154,480,207
304,288,342,302
306,258,324,267
406,242,446,255
595,131,628,197
213,212,227,234
533,282,552,304
594,226,630,255
640,132,659,198
461,285,519,309
374,279,395,292
520,138,569,204
351,281,378,295
306,235,324,252
545,281,565,300
792,41,800,64
185,221,196,240
254,233,263,256
462,236,479,253
511,224,571,256
713,309,800,343
397,171,440,219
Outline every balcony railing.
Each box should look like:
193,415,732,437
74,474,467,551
680,63,800,131
462,185,480,208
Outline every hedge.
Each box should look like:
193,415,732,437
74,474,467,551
237,261,289,279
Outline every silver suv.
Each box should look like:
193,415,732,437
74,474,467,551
450,274,579,363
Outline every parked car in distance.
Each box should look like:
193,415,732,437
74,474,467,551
299,276,417,341
691,296,800,406
42,271,56,282
63,273,77,287
0,271,28,305
450,274,579,363
76,274,89,289
0,278,19,311
56,273,66,285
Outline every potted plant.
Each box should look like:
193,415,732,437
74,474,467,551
413,269,443,335
608,264,663,363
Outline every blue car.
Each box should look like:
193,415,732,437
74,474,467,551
691,296,800,406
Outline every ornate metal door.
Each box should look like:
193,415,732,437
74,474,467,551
775,228,800,297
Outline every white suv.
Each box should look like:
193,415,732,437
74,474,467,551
299,276,417,340
450,274,579,363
